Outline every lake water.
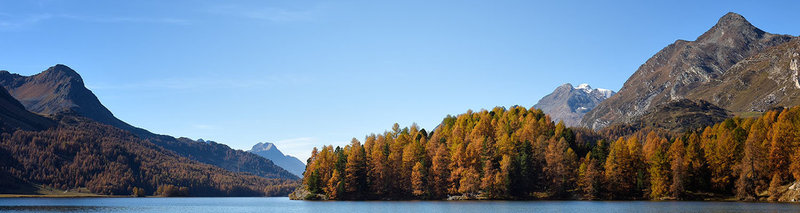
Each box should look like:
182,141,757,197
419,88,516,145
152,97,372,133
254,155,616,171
1,197,799,213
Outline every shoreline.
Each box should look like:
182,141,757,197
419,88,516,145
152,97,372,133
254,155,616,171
0,194,111,198
0,195,292,198
1,195,796,204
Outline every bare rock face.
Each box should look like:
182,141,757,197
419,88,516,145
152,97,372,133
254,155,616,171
687,39,800,112
534,83,614,127
582,12,795,129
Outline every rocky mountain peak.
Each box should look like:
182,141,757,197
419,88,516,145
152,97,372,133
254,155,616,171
248,142,306,177
716,12,750,27
251,142,277,152
40,64,84,84
534,83,615,127
555,83,574,91
697,12,765,45
0,64,149,136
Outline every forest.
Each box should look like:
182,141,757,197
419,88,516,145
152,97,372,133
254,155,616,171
299,105,800,201
0,115,298,197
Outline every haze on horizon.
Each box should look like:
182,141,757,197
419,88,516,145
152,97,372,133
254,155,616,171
1,0,798,161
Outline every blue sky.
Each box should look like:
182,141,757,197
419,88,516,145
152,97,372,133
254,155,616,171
1,0,798,161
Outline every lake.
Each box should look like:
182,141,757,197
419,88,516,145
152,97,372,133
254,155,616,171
1,197,800,213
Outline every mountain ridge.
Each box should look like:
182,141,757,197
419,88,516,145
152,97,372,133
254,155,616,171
0,114,297,196
0,64,152,136
0,65,297,180
581,12,796,129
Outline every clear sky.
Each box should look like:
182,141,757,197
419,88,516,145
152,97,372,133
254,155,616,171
1,0,798,161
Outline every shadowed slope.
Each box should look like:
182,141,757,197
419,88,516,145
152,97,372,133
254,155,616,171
0,86,54,132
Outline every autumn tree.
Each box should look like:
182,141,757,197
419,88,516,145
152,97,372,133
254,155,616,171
604,137,643,199
326,169,343,199
668,138,686,199
647,140,670,199
344,138,367,199
411,162,428,198
299,105,800,201
368,135,390,197
545,138,577,198
683,132,709,192
480,159,500,198
458,167,481,195
423,143,447,199
578,153,602,200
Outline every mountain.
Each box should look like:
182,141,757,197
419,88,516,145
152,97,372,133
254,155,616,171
0,114,297,196
0,65,148,136
582,12,796,129
533,83,614,127
0,86,54,132
248,142,306,177
0,65,297,180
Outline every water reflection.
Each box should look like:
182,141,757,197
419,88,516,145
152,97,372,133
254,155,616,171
1,198,800,213
0,206,127,212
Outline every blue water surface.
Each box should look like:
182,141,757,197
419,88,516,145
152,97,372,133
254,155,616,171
1,197,799,213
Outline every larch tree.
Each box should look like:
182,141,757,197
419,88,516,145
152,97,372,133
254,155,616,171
411,161,428,198
344,138,367,199
368,135,389,197
545,137,576,198
578,153,602,200
480,159,499,198
430,143,451,198
647,141,670,199
668,138,686,199
326,169,343,199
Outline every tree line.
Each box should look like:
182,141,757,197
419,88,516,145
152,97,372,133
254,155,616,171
300,105,800,201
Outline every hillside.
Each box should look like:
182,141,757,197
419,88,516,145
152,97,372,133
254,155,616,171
534,83,614,127
582,12,795,129
625,99,731,132
0,65,297,180
0,114,297,196
0,86,54,132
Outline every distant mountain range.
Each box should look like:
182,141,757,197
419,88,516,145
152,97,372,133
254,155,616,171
0,65,297,196
533,83,614,127
248,142,305,177
0,65,296,180
582,12,799,129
